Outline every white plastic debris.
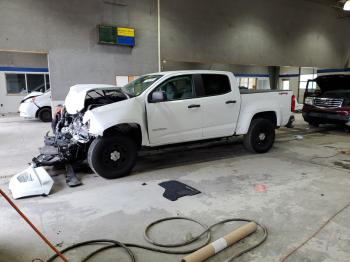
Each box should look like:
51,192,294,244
9,165,54,199
295,135,304,140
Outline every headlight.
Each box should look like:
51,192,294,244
84,120,90,130
21,96,37,103
304,97,314,105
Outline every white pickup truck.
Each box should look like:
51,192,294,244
46,70,294,179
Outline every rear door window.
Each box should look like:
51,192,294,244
201,74,231,96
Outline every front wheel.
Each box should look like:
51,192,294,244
38,107,52,122
88,135,137,179
243,118,275,153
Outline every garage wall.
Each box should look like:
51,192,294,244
0,52,48,68
0,0,158,100
0,73,21,114
162,61,269,74
160,0,350,69
0,52,48,113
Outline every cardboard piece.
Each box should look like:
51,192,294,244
182,222,257,262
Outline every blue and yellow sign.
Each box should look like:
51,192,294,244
117,27,135,37
116,27,135,47
98,25,135,47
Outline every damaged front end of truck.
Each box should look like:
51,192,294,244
32,84,130,186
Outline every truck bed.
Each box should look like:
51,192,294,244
235,89,293,134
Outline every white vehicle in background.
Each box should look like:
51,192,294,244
295,100,303,113
36,70,295,179
19,90,52,122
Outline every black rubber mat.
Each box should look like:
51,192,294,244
158,180,201,201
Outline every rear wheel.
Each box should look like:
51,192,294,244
38,107,52,122
243,118,275,153
88,135,137,179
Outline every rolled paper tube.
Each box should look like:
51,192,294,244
182,222,257,262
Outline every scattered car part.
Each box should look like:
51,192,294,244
158,180,201,201
65,163,82,187
32,131,83,187
8,165,54,199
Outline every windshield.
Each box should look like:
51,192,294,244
29,84,46,93
121,75,162,96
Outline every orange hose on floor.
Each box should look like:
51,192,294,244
0,189,68,262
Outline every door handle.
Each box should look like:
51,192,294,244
188,104,201,108
225,100,237,104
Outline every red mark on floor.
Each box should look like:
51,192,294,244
255,184,267,193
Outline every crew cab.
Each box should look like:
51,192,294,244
302,75,350,127
49,71,294,179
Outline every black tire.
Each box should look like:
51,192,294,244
286,115,295,128
88,135,137,179
38,107,52,122
243,118,275,153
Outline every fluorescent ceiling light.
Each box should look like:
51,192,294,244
344,0,350,11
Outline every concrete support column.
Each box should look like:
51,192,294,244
268,66,280,90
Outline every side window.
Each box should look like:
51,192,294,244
201,74,231,96
155,75,195,101
5,74,26,94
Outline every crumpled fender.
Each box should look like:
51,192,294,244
83,97,147,138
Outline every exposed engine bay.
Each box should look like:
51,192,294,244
84,89,129,111
32,88,129,186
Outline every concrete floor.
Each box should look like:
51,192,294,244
0,114,350,262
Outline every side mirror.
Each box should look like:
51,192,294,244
151,91,166,103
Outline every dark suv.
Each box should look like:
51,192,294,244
302,74,350,127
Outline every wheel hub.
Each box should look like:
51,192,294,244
110,150,121,161
258,133,266,141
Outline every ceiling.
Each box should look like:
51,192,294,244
303,0,350,18
304,0,347,9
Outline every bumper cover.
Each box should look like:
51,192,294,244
303,111,350,124
19,102,39,118
9,165,54,199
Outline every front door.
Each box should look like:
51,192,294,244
146,74,203,145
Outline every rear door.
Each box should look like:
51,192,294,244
198,74,240,138
146,74,203,145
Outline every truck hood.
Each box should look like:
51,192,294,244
65,84,119,114
316,75,350,92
